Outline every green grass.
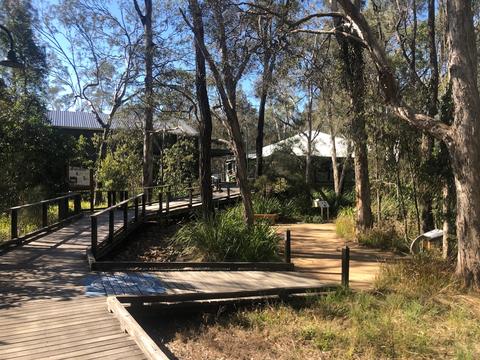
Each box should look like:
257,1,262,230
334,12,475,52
335,207,355,241
165,254,480,359
173,206,281,262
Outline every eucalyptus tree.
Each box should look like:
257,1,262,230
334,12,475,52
334,0,480,287
39,0,142,166
133,0,155,197
182,0,259,226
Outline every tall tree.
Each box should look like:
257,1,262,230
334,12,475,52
333,0,480,287
133,0,155,198
182,0,256,226
188,0,213,219
332,0,373,232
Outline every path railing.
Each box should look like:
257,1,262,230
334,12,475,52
1,193,82,248
90,193,146,259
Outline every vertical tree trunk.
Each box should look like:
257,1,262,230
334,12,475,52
419,0,439,232
334,0,373,232
255,50,275,178
447,0,480,287
330,130,340,196
135,0,154,199
189,0,213,220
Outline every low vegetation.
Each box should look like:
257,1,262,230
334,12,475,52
174,206,281,262
158,254,480,359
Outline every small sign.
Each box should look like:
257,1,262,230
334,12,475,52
319,200,330,208
68,166,90,187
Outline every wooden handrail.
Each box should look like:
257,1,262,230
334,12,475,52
10,193,80,211
9,192,81,241
90,193,145,259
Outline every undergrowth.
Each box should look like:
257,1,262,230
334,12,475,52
173,206,281,262
165,254,480,360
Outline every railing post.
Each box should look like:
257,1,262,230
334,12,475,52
109,209,114,243
107,191,112,207
188,182,193,208
112,191,117,206
142,193,146,218
42,201,48,228
166,186,170,214
91,216,98,258
341,246,350,288
10,208,18,240
134,197,139,221
90,192,94,212
123,202,128,230
284,230,291,263
58,199,63,221
158,190,163,216
74,194,81,214
124,190,129,201
227,185,231,199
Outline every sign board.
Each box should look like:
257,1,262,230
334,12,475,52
69,166,91,187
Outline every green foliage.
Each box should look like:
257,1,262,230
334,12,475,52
252,195,282,214
0,91,71,210
173,206,281,262
335,207,355,241
96,131,142,191
163,137,197,187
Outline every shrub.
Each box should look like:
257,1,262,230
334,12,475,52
252,195,282,214
335,207,355,241
173,208,281,262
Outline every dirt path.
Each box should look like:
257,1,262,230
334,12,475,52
276,223,397,290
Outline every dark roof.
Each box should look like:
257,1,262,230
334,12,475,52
47,110,198,136
47,111,115,130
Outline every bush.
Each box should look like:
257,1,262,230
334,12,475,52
335,207,355,241
173,207,281,262
252,195,282,214
357,226,408,252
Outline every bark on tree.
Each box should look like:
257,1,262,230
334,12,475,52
189,0,213,220
182,1,255,226
332,0,373,232
419,0,439,232
134,0,154,199
335,0,480,287
255,49,276,178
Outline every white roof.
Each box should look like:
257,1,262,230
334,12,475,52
250,132,351,159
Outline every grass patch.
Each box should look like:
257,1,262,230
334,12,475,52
173,206,281,262
358,226,408,253
155,254,480,359
335,207,355,241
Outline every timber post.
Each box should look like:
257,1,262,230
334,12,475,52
91,216,97,258
284,230,291,263
10,208,18,240
188,182,193,208
341,246,350,288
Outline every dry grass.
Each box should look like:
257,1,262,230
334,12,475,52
151,254,480,360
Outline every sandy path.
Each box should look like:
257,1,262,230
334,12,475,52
276,223,397,290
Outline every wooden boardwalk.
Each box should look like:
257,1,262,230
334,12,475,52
0,188,325,359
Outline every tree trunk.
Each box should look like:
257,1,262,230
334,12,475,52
229,113,255,226
255,51,275,178
330,131,340,196
334,0,373,232
419,0,439,232
447,0,480,287
135,0,154,199
189,0,213,220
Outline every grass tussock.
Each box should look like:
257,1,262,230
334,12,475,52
335,207,355,241
162,254,480,360
173,207,281,262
